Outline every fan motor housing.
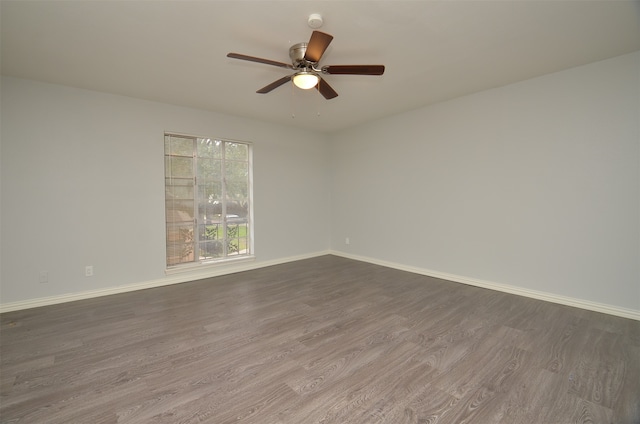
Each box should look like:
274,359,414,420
289,42,309,67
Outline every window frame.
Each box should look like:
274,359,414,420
164,132,254,272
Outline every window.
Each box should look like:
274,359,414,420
164,134,253,268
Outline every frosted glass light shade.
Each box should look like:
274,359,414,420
293,72,319,89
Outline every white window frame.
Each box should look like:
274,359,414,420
164,133,254,272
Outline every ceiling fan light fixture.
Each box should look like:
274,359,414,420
293,71,319,89
227,30,385,99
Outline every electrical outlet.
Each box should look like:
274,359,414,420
345,237,350,245
39,271,49,283
85,265,93,277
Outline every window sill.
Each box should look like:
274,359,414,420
165,255,256,276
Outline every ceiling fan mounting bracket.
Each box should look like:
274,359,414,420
289,42,328,76
289,42,314,68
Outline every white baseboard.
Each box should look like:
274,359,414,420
0,250,331,313
329,250,640,321
3,250,638,321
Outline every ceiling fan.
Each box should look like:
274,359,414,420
227,31,385,100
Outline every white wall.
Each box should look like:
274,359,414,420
0,76,330,306
2,52,639,316
330,51,640,313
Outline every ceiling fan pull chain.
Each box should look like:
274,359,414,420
291,79,296,118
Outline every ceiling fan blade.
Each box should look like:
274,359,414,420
304,31,334,63
322,65,385,75
227,53,293,69
256,75,292,94
316,77,338,100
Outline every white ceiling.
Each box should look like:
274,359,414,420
2,1,639,133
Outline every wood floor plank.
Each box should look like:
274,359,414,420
1,255,638,423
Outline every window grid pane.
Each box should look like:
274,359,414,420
165,133,252,268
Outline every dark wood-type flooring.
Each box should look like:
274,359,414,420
1,255,639,423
